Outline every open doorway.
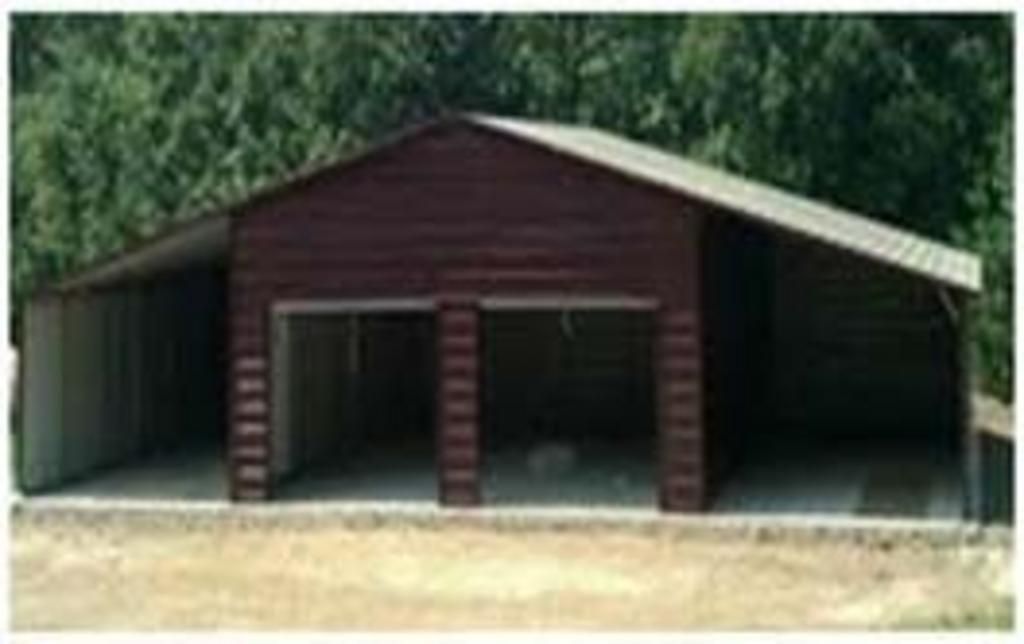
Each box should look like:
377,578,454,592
480,308,657,507
272,306,436,501
703,221,964,519
20,267,228,501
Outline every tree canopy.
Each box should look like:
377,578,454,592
10,13,1014,399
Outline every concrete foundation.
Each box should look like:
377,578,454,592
712,442,962,519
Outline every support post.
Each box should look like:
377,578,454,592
957,294,982,522
656,306,705,512
436,297,482,506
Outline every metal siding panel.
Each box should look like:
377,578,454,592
114,291,132,456
125,288,145,459
270,313,290,479
60,297,88,480
125,286,144,460
99,293,121,467
20,298,64,491
82,295,106,474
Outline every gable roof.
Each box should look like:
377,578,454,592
468,114,981,293
44,112,981,294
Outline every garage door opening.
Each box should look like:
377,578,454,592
703,221,964,519
480,308,656,507
20,267,228,500
272,308,436,501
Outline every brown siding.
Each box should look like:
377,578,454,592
437,299,482,505
229,122,704,504
656,306,705,511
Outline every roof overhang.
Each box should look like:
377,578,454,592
55,214,229,292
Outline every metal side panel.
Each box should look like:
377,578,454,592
60,296,91,481
101,291,130,466
270,313,291,480
95,293,115,468
120,288,142,461
104,291,126,463
125,286,144,459
20,298,65,491
82,294,107,473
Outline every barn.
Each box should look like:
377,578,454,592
18,114,984,517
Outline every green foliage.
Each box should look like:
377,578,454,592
958,114,1014,399
9,14,1014,399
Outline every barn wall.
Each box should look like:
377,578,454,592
229,122,704,507
21,298,64,490
768,238,959,447
18,268,226,492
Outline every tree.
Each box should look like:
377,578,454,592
9,14,1013,399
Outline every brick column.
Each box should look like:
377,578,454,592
436,298,482,506
656,307,705,512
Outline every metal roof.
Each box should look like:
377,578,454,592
54,214,229,291
468,114,982,293
44,113,981,295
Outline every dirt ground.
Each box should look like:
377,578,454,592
10,512,1013,631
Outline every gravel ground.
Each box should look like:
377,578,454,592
10,509,1013,631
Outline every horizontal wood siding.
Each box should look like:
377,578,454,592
657,306,704,511
229,122,703,504
437,300,481,505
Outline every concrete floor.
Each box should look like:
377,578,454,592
712,443,963,519
23,437,964,521
482,444,656,508
32,443,227,501
275,446,437,503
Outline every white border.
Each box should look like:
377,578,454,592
4,6,1019,644
3,2,1022,12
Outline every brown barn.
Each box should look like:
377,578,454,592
18,114,985,518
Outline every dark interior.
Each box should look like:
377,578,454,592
702,214,963,514
480,309,656,505
147,267,227,453
701,216,775,492
279,311,436,498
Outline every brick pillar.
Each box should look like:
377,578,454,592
436,298,482,506
656,307,705,512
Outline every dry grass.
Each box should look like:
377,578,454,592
10,512,1013,631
